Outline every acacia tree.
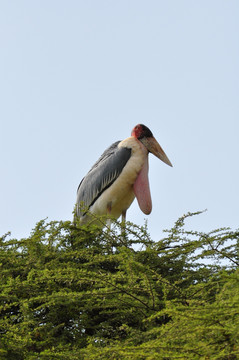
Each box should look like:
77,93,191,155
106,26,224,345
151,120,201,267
0,212,238,359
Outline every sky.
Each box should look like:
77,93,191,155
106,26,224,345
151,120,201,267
1,1,238,241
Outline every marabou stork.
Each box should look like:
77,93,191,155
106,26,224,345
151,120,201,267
75,124,172,225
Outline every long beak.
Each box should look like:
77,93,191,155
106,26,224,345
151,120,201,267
140,137,173,167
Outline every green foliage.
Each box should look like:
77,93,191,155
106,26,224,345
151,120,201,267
0,212,239,359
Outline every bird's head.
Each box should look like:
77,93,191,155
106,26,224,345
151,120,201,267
131,124,172,167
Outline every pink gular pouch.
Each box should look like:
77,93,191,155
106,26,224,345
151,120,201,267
133,155,152,215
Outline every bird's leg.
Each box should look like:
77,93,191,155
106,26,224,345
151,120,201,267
106,202,112,230
106,202,115,253
122,209,126,223
121,210,127,239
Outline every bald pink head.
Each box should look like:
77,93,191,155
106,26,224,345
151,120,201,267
131,124,153,139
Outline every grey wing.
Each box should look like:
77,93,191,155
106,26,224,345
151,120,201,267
76,141,131,217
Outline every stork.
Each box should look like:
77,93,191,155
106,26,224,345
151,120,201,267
75,124,172,226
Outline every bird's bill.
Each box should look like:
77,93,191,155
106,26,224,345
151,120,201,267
140,137,173,167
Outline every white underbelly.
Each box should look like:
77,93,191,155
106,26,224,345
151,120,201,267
90,182,136,219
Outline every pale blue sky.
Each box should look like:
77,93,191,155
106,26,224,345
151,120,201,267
1,1,238,240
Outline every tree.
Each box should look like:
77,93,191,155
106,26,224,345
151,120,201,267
0,212,238,359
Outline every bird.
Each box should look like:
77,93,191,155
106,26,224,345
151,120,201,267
75,124,172,226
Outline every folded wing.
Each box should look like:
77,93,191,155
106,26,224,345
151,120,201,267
76,141,132,217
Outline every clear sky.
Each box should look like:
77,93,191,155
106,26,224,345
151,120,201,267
1,1,238,241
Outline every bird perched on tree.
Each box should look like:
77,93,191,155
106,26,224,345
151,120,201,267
75,124,172,225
